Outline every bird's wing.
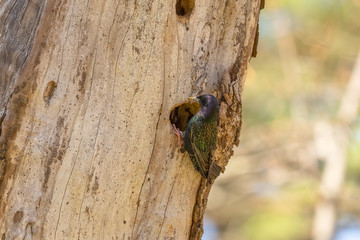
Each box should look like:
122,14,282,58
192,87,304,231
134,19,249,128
189,120,210,177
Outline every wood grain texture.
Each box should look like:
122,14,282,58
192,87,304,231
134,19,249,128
0,0,261,239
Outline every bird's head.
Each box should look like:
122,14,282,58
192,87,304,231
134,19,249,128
188,94,217,108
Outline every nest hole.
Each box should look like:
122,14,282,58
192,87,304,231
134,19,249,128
176,0,194,16
170,101,201,131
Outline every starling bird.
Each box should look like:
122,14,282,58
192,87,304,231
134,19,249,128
173,94,222,182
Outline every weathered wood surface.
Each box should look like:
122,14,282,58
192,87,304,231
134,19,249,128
0,0,261,239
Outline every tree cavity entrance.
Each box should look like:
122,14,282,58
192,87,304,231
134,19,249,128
169,101,201,131
176,0,195,16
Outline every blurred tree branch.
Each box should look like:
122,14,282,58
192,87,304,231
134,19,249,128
312,51,360,240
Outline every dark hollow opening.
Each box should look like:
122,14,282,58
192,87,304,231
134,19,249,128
175,0,195,16
169,101,201,131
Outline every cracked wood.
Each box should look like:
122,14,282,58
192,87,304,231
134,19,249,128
0,0,261,239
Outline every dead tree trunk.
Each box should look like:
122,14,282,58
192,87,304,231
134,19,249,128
0,0,262,239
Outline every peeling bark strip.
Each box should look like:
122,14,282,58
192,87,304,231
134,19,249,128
0,0,261,239
252,0,265,58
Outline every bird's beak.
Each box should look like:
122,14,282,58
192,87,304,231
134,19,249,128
188,97,198,102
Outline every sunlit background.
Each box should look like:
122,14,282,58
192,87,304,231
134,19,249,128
206,0,360,240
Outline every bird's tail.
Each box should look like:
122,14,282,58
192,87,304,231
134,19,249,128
207,163,222,184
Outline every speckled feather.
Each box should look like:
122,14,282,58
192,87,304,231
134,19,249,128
182,94,221,180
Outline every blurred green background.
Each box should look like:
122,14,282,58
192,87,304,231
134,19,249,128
206,0,360,239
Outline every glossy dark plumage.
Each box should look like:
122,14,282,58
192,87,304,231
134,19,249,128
174,94,221,181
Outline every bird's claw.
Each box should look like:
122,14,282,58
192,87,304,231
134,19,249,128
171,124,183,150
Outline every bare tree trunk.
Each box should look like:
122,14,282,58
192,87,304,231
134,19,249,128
0,0,261,239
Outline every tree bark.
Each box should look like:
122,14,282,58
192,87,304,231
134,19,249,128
0,0,261,239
